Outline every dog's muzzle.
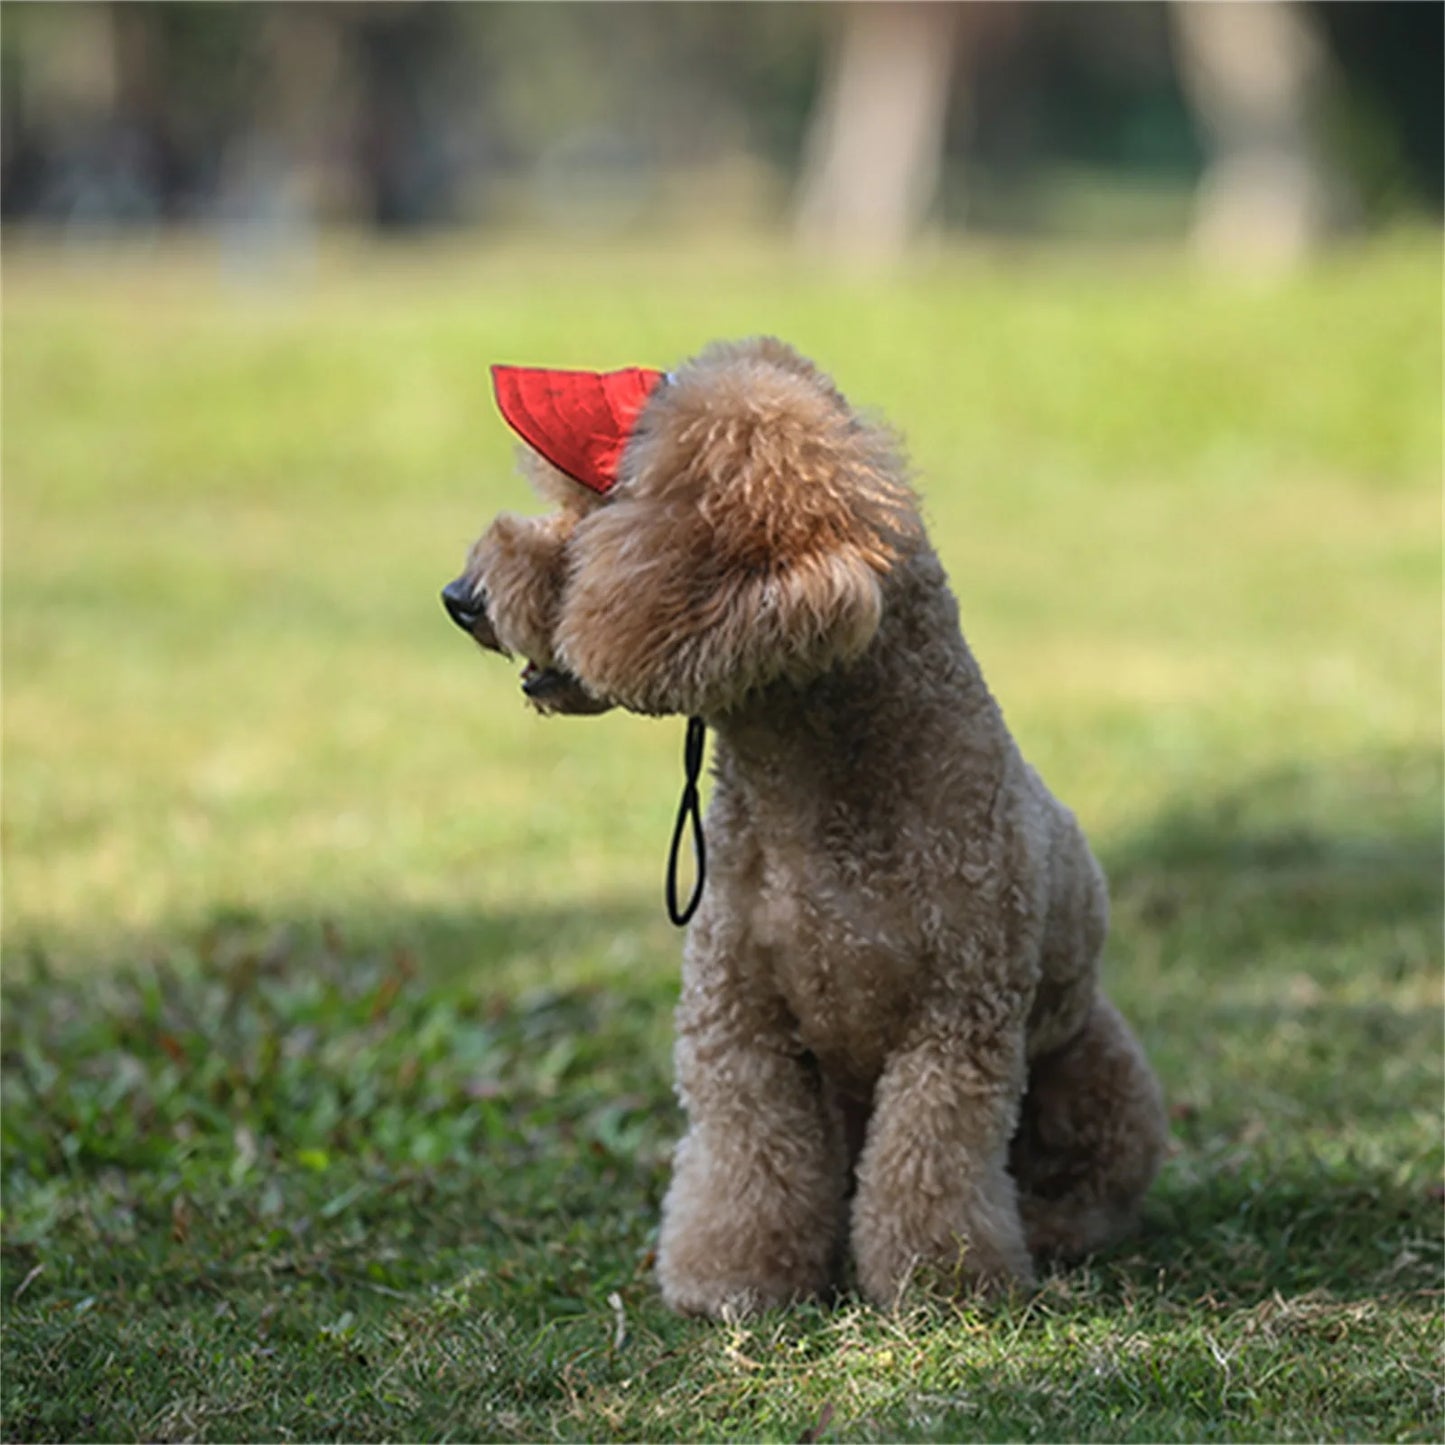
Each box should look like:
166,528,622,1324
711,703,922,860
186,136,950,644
441,576,481,630
443,575,611,715
441,576,504,651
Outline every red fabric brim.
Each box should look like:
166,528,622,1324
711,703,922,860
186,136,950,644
491,364,665,494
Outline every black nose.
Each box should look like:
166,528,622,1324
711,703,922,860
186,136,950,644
441,577,482,631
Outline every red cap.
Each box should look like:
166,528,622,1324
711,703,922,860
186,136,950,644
490,364,666,495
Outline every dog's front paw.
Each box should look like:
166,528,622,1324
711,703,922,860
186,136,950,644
854,1211,1036,1311
657,1221,835,1320
659,1273,815,1322
656,1128,843,1319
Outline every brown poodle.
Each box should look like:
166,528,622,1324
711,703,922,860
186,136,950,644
443,337,1167,1317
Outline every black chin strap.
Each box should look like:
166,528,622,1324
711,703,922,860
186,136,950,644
665,716,707,927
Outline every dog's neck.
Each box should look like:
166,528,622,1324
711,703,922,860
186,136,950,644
710,548,1006,796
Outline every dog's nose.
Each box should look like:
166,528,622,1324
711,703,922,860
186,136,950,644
441,576,482,632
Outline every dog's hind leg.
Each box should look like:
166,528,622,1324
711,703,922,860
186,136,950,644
1010,993,1168,1261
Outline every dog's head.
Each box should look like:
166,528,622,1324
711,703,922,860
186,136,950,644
444,337,921,720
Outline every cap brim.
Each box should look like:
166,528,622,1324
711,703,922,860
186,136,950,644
491,365,665,494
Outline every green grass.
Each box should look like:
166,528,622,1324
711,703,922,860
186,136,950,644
3,231,1441,1441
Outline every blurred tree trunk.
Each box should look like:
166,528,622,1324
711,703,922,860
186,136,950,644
795,1,963,264
1170,0,1336,273
221,7,355,219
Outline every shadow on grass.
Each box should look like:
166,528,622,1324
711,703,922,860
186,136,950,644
1087,745,1443,1305
8,892,679,1001
5,745,1439,1313
11,745,1438,994
1101,744,1442,972
1129,1147,1441,1304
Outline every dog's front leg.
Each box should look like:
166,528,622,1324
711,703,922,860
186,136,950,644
657,981,848,1318
851,1017,1035,1307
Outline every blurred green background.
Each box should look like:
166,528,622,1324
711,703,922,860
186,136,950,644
0,0,1439,988
5,234,1439,986
3,229,1441,1438
3,0,1441,984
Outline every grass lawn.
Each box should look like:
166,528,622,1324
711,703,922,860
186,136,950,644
2,231,1441,1441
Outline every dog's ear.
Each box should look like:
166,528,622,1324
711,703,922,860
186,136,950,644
555,342,919,718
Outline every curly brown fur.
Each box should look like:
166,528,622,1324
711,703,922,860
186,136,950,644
447,337,1168,1315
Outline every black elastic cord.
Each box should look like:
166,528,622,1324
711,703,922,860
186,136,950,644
665,716,707,927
